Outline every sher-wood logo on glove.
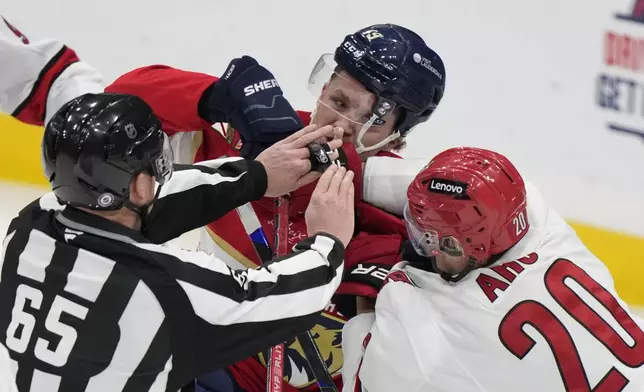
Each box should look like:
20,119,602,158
243,79,280,96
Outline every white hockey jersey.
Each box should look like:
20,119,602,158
343,181,644,392
0,15,103,125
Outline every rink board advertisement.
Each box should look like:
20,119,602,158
1,0,643,305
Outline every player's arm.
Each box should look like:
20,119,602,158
144,122,343,244
0,15,104,126
138,232,345,370
106,56,304,160
341,312,376,392
333,230,405,318
105,65,217,136
361,156,428,216
5,157,263,243
144,157,267,244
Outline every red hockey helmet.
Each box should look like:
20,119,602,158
405,147,529,281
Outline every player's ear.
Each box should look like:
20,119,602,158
129,172,156,206
386,137,405,152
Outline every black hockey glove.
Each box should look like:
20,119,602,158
198,55,303,159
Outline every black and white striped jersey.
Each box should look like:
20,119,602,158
0,157,345,392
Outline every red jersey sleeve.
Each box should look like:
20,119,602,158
105,65,218,136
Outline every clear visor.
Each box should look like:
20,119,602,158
404,203,466,261
308,53,388,129
130,127,174,185
308,54,401,153
152,133,174,185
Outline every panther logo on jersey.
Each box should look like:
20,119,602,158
257,311,345,388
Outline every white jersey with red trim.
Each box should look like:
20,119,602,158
0,15,103,125
343,181,644,392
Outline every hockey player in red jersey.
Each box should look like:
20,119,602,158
103,24,445,392
1,18,446,391
342,147,644,392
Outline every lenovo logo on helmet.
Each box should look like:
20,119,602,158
428,178,468,198
243,79,280,96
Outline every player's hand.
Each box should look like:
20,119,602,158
255,124,343,197
199,55,303,159
305,163,355,247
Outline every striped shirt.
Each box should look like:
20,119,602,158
0,157,345,391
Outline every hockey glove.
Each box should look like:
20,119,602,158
336,231,406,300
333,231,405,318
198,55,303,159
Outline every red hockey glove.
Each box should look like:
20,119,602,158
335,231,405,300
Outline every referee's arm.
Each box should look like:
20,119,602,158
138,232,344,369
144,157,267,243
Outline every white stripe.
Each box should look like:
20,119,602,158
147,356,173,392
157,158,246,199
178,262,344,325
0,231,16,286
243,249,330,285
17,230,56,283
38,193,65,212
85,281,165,392
64,249,115,303
137,238,344,324
310,235,336,262
192,156,244,170
1,344,18,392
242,235,338,284
29,369,61,392
236,203,263,233
10,359,18,382
136,243,232,275
137,240,331,282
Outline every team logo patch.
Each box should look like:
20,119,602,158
124,123,137,139
257,312,344,388
97,193,115,207
426,178,469,198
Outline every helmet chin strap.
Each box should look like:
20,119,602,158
311,102,401,155
355,100,400,154
432,255,477,283
355,116,401,154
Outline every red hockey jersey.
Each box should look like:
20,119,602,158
107,65,407,391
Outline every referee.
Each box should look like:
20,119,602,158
0,93,355,392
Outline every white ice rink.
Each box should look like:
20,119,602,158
1,181,642,318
